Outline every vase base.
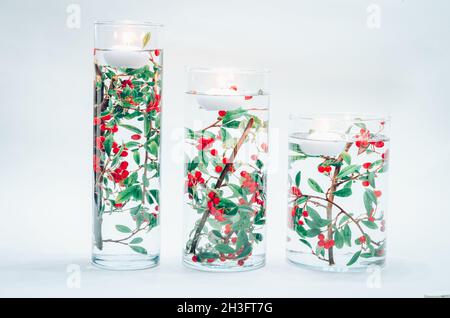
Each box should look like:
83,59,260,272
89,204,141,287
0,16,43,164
92,253,159,271
286,250,385,273
182,254,265,272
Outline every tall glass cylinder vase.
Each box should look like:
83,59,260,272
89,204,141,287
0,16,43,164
183,68,270,272
92,21,163,270
287,114,390,272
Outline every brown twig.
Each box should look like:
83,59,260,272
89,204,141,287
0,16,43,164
324,142,352,265
189,118,255,254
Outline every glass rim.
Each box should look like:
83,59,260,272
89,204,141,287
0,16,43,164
187,67,271,75
289,113,391,123
94,20,164,27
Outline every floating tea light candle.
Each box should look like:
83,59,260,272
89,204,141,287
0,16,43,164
297,131,347,157
296,117,348,157
101,28,150,68
195,87,250,111
103,45,149,69
192,69,257,111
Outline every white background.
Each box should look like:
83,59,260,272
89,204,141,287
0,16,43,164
0,0,449,297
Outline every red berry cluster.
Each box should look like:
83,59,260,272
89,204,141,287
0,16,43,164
241,171,258,193
317,233,335,249
112,142,128,157
197,137,215,151
317,165,332,173
291,186,302,197
207,191,225,222
110,161,129,184
95,136,106,151
146,94,161,113
292,205,308,225
187,171,205,188
355,129,385,149
250,190,264,206
93,155,101,173
121,79,134,89
96,114,118,133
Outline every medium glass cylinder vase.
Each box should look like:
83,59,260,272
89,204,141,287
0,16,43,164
92,21,163,270
183,68,270,272
286,114,390,272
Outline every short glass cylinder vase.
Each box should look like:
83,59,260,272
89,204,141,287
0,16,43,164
287,114,390,272
92,21,163,270
183,68,270,272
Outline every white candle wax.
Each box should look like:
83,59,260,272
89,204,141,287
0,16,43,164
299,131,347,157
196,88,249,111
103,46,149,69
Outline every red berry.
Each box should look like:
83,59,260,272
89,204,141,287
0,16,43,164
154,49,160,56
237,260,244,266
318,166,325,173
359,236,366,244
325,166,332,173
93,117,101,125
102,114,112,120
218,110,227,117
291,186,302,197
120,161,129,170
215,166,223,173
213,197,220,205
291,206,297,217
121,170,129,179
302,210,309,217
210,149,217,156
363,162,371,169
222,157,229,164
240,171,247,177
261,143,268,152
114,203,123,208
207,258,215,263
231,237,237,244
375,141,385,148
374,190,382,198
362,181,370,187
355,140,362,147
244,95,253,100
112,141,118,148
298,220,304,226
368,216,375,222
230,85,238,91
120,151,128,157
318,234,325,241
192,255,198,262
112,125,118,133
208,191,216,200
318,240,325,247
131,134,141,140
194,171,202,179
113,147,120,154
